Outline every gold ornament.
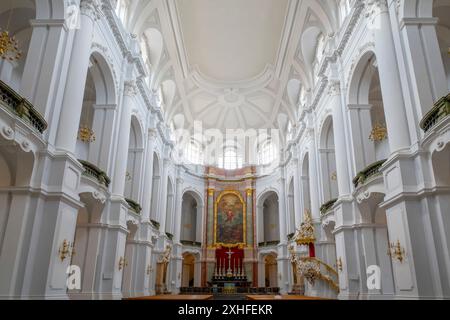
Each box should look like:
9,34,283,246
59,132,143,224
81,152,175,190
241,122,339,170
369,123,388,142
336,257,343,272
78,126,96,143
293,209,316,246
118,257,128,271
0,1,22,62
388,239,406,263
58,239,74,262
0,30,22,61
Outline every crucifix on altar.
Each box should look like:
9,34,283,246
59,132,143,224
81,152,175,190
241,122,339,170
225,248,234,277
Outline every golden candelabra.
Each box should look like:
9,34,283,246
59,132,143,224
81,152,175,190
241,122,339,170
369,123,388,142
388,239,406,263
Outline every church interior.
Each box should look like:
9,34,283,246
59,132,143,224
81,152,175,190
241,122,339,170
0,0,449,301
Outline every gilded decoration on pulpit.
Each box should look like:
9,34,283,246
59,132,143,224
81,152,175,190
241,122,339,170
293,209,316,246
214,191,246,247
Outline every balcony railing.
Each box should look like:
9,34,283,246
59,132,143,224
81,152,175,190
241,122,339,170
78,160,111,188
320,198,338,216
165,232,174,240
0,80,47,134
150,219,160,230
125,198,142,214
258,240,280,247
420,93,450,133
180,240,202,247
352,159,387,189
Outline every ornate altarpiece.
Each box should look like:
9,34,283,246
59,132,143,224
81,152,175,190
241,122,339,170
201,166,257,286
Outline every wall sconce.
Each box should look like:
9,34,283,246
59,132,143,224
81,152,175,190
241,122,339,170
331,171,337,181
146,265,153,275
118,257,128,271
388,239,406,263
58,239,74,262
336,257,343,272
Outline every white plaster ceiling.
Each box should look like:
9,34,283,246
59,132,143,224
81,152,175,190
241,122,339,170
177,0,288,82
127,0,340,137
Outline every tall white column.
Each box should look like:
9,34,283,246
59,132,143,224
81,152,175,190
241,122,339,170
55,0,100,153
277,177,289,294
158,159,169,232
307,131,320,219
174,178,184,244
20,19,69,121
278,178,287,242
172,177,184,293
141,129,157,221
368,0,410,152
399,12,448,117
112,81,135,196
329,81,352,196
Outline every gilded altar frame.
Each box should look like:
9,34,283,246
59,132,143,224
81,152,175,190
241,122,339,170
213,190,247,248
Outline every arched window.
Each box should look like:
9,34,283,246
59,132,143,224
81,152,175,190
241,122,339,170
184,140,204,165
258,140,277,166
218,144,243,170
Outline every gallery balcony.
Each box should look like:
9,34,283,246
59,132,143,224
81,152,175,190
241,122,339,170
0,80,47,134
125,198,142,215
352,160,387,204
0,80,47,152
320,199,337,218
180,240,202,248
78,159,111,189
420,93,450,133
420,93,450,153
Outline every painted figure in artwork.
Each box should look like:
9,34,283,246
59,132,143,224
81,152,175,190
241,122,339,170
216,193,244,244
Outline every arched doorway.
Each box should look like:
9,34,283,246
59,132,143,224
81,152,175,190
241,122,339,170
264,254,278,288
181,253,196,288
